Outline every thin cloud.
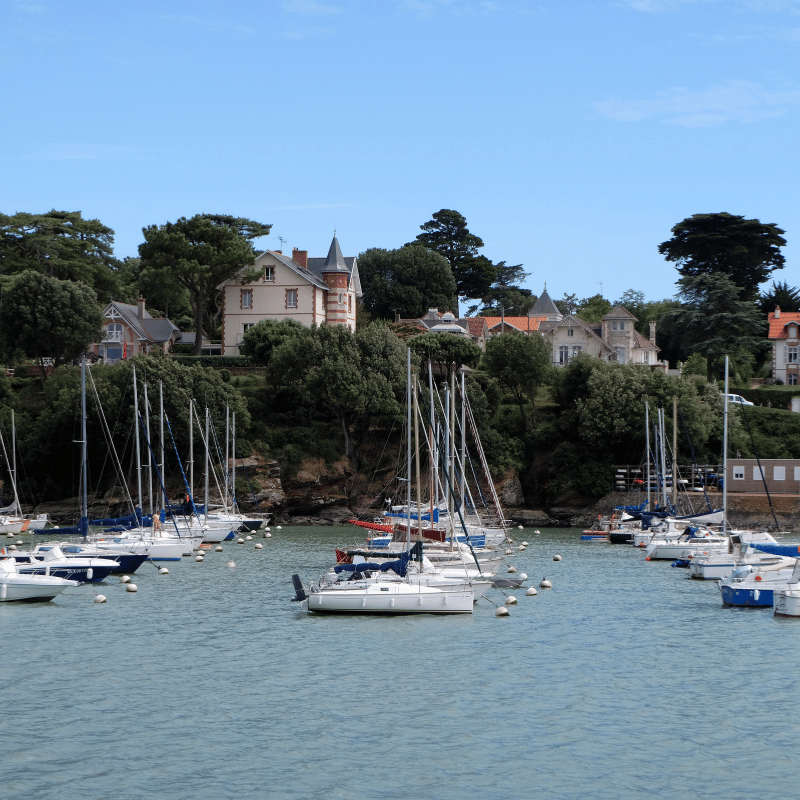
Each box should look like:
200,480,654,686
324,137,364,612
595,80,800,126
282,0,343,13
26,144,145,160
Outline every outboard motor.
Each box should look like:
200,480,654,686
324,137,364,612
291,574,308,602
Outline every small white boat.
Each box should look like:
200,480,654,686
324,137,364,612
773,587,800,617
688,531,782,580
295,576,474,614
644,528,728,560
0,558,78,601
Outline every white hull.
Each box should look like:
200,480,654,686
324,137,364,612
304,581,473,614
0,560,78,601
774,588,800,616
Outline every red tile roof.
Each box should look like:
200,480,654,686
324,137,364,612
768,312,800,339
483,316,546,333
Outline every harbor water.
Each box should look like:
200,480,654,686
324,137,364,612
2,525,799,800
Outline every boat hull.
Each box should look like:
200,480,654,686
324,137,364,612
774,588,800,617
305,583,474,614
719,583,774,607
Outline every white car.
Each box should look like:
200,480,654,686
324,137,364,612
725,393,754,407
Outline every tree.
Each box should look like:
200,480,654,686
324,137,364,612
0,271,103,380
407,332,482,385
0,210,121,301
409,209,497,302
575,293,612,323
482,331,552,431
138,214,271,354
659,274,767,381
240,318,309,366
759,280,800,315
358,245,457,319
471,261,533,316
658,212,786,300
267,324,406,460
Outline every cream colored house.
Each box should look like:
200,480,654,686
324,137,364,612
768,307,800,385
220,235,361,355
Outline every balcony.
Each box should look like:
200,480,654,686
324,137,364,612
103,329,123,342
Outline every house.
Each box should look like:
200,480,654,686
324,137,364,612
220,235,361,355
726,458,800,493
395,309,489,349
768,306,800,385
93,298,181,364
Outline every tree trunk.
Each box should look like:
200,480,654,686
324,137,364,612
192,289,204,356
339,412,354,460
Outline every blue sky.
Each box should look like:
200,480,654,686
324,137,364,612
3,0,799,308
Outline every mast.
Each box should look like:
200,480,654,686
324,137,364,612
406,348,411,548
232,412,237,513
189,398,194,503
159,382,165,514
204,407,210,524
413,373,421,536
722,355,729,534
143,380,153,518
645,401,651,510
672,395,678,507
225,406,230,511
460,369,466,512
80,357,88,539
132,365,143,514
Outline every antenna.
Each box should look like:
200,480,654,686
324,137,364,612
277,236,286,251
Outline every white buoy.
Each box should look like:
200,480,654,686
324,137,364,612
535,530,541,535
227,560,236,568
519,573,528,581
215,546,223,552
8,544,16,551
506,595,518,605
495,606,510,617
265,532,272,538
255,543,263,549
507,565,517,574
94,594,107,603
237,538,244,544
6,532,13,538
518,545,526,551
553,554,562,561
245,535,252,541
120,575,131,584
276,525,282,530
522,541,529,546
526,586,538,596
265,526,270,532
517,525,523,529
540,578,552,589
195,555,204,562
126,583,138,592
505,549,513,555
15,540,23,546
159,567,169,574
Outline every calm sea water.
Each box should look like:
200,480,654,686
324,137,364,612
2,526,799,800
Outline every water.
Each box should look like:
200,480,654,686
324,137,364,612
2,526,799,800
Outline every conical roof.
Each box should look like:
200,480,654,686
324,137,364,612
529,286,562,320
322,235,349,272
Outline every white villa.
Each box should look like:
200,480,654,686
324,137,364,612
220,235,361,355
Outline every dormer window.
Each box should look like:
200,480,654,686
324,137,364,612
567,328,574,337
265,267,274,282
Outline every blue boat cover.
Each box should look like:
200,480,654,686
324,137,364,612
334,552,413,578
751,543,800,557
90,508,144,527
384,508,440,523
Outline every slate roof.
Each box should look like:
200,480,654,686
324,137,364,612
602,305,638,321
105,301,180,344
529,288,562,319
539,314,611,349
768,311,800,339
633,330,659,351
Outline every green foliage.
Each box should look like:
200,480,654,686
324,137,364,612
409,209,497,301
759,280,800,314
358,245,457,319
681,352,707,377
0,210,121,302
658,212,786,300
239,318,308,366
139,214,271,354
407,332,482,384
575,294,612,323
483,331,552,432
0,271,104,379
660,273,767,380
169,355,253,369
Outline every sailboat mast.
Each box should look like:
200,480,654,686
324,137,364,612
159,382,165,514
225,406,230,511
672,396,678,507
204,407,210,524
189,398,194,502
406,349,411,547
460,369,466,511
80,357,88,538
232,412,236,513
723,355,729,534
132,365,143,513
143,380,153,518
645,401,651,510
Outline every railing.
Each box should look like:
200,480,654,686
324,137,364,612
103,330,123,342
613,464,722,493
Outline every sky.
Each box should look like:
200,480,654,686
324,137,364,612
3,0,800,309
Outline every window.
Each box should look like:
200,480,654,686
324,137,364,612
243,323,254,333
789,346,798,363
616,346,626,364
105,323,123,342
348,294,352,312
265,267,274,282
567,328,574,337
774,466,786,481
338,293,344,304
559,346,569,364
612,321,618,331
791,374,798,386
572,345,582,357
619,321,624,331
732,466,745,480
241,289,252,309
286,289,298,308
753,466,765,481
795,467,800,482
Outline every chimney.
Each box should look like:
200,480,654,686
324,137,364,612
395,311,400,324
775,305,781,319
138,295,146,319
293,248,308,269
649,321,656,344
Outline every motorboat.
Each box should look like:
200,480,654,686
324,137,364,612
718,560,800,607
0,558,78,602
11,546,119,583
687,531,782,580
644,527,728,561
30,542,149,574
773,587,800,617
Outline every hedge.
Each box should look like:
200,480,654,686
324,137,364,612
169,355,255,369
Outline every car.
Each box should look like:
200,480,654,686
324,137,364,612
725,393,754,407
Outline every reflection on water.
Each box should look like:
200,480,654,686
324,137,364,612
2,526,797,800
